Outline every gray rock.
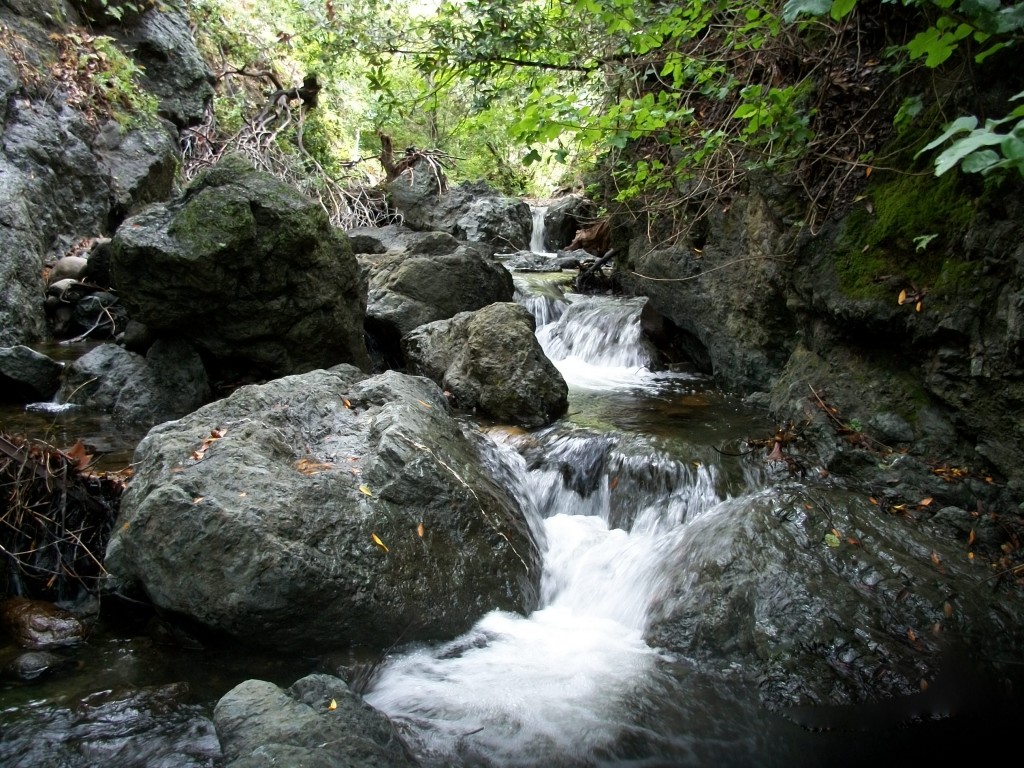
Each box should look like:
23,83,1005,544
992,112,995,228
0,345,63,401
104,367,541,652
454,196,531,251
214,674,417,768
385,168,530,248
111,155,370,380
403,302,568,428
47,255,89,284
57,339,210,428
0,597,87,649
0,100,110,345
124,6,214,127
93,119,179,216
543,195,597,251
646,485,1024,709
364,233,513,341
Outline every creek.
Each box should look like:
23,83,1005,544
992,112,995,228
0,216,1016,766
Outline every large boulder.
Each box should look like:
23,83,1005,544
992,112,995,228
56,340,211,428
104,367,541,652
359,229,514,367
646,483,1024,709
385,166,531,249
111,155,370,381
0,98,110,346
0,345,63,402
403,302,568,428
214,674,417,768
92,119,179,220
543,195,598,252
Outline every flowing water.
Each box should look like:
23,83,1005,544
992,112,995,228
1,225,998,765
360,270,801,767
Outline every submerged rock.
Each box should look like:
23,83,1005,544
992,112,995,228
0,597,88,649
104,366,541,653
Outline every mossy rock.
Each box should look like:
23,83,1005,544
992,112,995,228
832,169,980,302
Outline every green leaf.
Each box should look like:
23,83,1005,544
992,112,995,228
959,149,1000,173
933,130,1005,175
830,0,856,21
781,0,831,22
917,115,977,155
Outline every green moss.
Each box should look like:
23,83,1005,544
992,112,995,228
832,168,979,301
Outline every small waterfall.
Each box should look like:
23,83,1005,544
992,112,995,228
363,281,736,766
364,427,726,766
529,205,549,254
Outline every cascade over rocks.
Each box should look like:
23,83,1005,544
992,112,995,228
403,302,569,428
104,366,541,653
111,155,370,381
385,161,532,249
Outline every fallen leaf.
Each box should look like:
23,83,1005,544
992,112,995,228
868,497,878,505
417,522,425,538
359,484,373,497
898,289,907,305
931,551,942,566
371,532,389,552
609,476,619,490
918,497,933,507
328,698,337,710
64,439,92,471
343,399,352,409
967,529,975,547
944,602,953,618
907,628,917,643
416,399,432,409
295,458,334,476
193,496,204,505
824,532,841,548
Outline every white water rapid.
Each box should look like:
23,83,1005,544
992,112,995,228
363,236,749,764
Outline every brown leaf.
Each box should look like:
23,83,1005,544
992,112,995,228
64,439,92,471
417,522,425,538
967,529,975,547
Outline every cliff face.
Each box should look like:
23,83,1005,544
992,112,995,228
0,0,212,346
619,162,1024,496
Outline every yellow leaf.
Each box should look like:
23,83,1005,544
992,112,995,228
343,399,352,409
193,496,204,505
915,301,922,313
328,698,337,710
416,399,432,409
359,484,373,497
417,522,425,538
898,289,907,305
371,532,389,552
967,528,975,546
918,497,933,507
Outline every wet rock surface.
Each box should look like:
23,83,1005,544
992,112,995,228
105,366,541,653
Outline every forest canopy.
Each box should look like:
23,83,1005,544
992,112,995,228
171,0,1023,228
